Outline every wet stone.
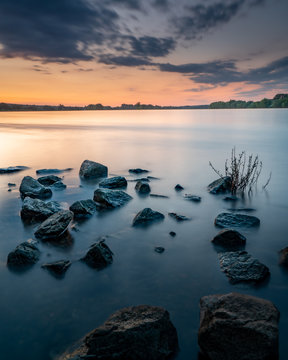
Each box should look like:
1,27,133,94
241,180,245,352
132,208,165,226
99,176,127,189
154,247,165,253
208,176,231,194
81,239,113,269
215,213,260,228
42,260,71,276
168,212,191,222
7,241,40,266
212,229,246,250
79,160,108,179
184,194,201,202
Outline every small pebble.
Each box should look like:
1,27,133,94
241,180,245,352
169,231,176,237
154,247,165,253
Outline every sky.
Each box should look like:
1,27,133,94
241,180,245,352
0,0,287,106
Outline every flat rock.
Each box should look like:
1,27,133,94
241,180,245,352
223,195,239,201
99,176,127,189
0,166,29,174
58,305,178,360
150,194,169,198
218,250,269,284
42,260,71,276
37,175,62,186
21,197,64,222
208,176,231,194
132,208,165,226
8,183,16,187
129,177,150,182
135,180,151,194
81,239,113,269
79,160,107,179
36,168,72,174
129,168,149,174
7,240,40,266
198,292,279,360
215,213,260,228
168,212,191,222
93,188,132,209
279,247,288,267
212,229,246,250
184,194,201,202
20,176,52,199
69,199,97,216
34,210,73,240
175,184,184,191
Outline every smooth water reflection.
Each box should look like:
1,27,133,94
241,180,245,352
0,109,288,359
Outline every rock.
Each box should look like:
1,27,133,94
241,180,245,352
8,188,12,192
184,194,201,202
8,183,16,187
0,166,29,174
223,195,239,201
218,251,269,284
93,188,132,209
19,176,52,199
132,208,165,226
99,176,127,189
215,213,260,228
147,176,160,180
21,197,64,222
150,194,169,198
69,199,97,217
81,239,113,269
227,207,256,212
175,184,184,191
52,180,66,190
208,176,231,194
169,231,176,237
135,181,151,194
129,168,149,174
212,229,246,250
36,168,73,174
129,177,150,182
42,260,71,276
37,175,62,186
59,305,178,360
155,247,165,253
7,240,40,266
279,247,288,267
168,212,191,222
79,160,107,179
198,292,279,360
34,210,73,240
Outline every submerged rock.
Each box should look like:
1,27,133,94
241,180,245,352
184,194,201,202
154,247,165,253
0,166,29,174
279,247,288,267
20,176,52,199
223,195,239,201
37,175,62,186
150,194,169,198
132,208,165,226
218,250,269,284
135,180,151,194
168,212,191,222
34,210,73,240
129,168,149,174
227,207,256,212
212,229,246,250
7,240,40,266
215,213,260,228
198,292,279,360
93,188,132,209
36,168,73,175
59,305,178,360
69,199,97,217
208,176,231,194
129,177,150,182
175,184,184,191
99,176,127,189
81,239,113,269
42,260,71,276
79,160,107,179
169,231,176,237
21,197,64,222
8,183,16,187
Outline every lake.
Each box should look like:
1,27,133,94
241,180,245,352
0,109,288,359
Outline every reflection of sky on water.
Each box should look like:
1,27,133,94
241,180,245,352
0,109,288,359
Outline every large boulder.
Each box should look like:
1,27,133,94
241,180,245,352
198,292,280,360
37,175,62,186
69,199,97,217
20,176,52,199
208,176,231,194
34,210,73,240
133,208,165,226
21,197,63,222
93,188,132,209
135,180,151,194
212,229,246,250
7,240,40,266
79,160,108,179
81,239,113,269
215,213,260,228
59,305,178,360
99,176,127,189
218,251,269,284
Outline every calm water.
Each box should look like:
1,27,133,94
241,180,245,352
0,109,288,360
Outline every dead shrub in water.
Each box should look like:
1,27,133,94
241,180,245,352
209,147,265,195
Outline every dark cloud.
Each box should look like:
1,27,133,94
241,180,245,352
98,54,152,67
129,36,176,57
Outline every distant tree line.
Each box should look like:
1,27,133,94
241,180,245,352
209,94,288,109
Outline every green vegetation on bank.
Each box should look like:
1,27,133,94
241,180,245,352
209,94,288,109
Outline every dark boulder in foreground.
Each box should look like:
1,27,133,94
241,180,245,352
184,194,201,202
59,305,178,360
279,247,288,267
135,180,151,194
34,210,73,240
212,229,246,250
20,176,52,199
7,240,40,266
99,176,127,189
69,199,97,217
79,160,107,179
36,168,73,175
21,197,63,222
132,208,165,226
218,250,269,284
215,213,260,228
0,166,29,174
198,292,279,360
81,239,113,269
42,260,71,276
129,168,149,174
168,212,191,222
93,188,132,209
37,175,62,186
208,176,231,194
